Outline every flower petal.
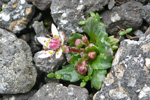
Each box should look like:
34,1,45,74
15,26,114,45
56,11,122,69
37,37,51,48
55,48,63,59
59,32,66,45
51,23,59,38
37,50,55,58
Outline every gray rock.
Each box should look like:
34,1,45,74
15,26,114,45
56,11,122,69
50,0,108,40
115,0,148,4
29,83,89,100
141,3,150,25
32,21,49,38
133,30,145,39
34,52,66,73
27,0,52,10
0,0,35,33
0,28,37,94
93,34,150,100
2,90,37,100
101,1,143,35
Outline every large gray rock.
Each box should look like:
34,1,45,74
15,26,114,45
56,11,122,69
50,0,108,40
27,0,52,10
2,90,37,100
0,28,37,94
93,34,150,100
29,83,89,100
0,0,35,33
101,1,143,35
141,3,150,25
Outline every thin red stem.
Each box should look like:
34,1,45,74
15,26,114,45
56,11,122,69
68,47,86,53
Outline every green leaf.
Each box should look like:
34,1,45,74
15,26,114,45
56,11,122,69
67,33,83,46
84,76,89,82
55,64,80,82
107,36,119,46
55,74,61,79
78,21,86,25
90,12,96,17
92,54,113,70
68,53,81,64
85,45,99,53
47,73,55,78
119,31,126,36
80,81,86,87
87,64,93,76
91,70,107,90
126,28,132,33
84,18,107,43
95,13,100,22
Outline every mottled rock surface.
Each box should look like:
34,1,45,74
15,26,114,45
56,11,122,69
0,0,35,33
101,1,143,35
93,34,150,100
30,83,89,100
27,0,52,10
0,28,37,94
141,3,150,25
51,0,108,40
34,52,66,73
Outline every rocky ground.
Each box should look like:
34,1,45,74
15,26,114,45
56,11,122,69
0,0,150,100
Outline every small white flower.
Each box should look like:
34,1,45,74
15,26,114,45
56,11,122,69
37,23,65,59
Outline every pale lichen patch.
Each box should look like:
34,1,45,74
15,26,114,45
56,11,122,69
114,65,125,79
12,0,18,8
109,86,128,99
9,17,27,31
138,84,150,99
141,42,150,52
104,73,114,86
111,12,121,22
112,47,123,66
26,8,32,15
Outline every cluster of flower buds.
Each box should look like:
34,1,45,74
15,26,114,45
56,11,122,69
75,35,89,48
75,60,88,75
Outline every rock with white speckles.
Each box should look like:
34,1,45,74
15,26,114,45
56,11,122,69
26,0,52,10
0,0,35,33
29,83,89,100
0,28,37,94
93,34,150,100
50,0,108,40
101,1,143,35
34,52,66,73
2,90,37,100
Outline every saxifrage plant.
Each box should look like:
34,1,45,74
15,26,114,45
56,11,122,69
37,12,120,90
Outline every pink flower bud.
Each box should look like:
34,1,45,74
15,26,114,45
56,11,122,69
75,39,83,48
82,35,88,42
49,39,61,51
76,60,88,75
88,51,97,60
77,65,87,75
89,43,95,48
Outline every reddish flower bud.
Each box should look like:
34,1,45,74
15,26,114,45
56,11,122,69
78,66,87,75
89,43,95,48
88,51,97,60
77,60,88,75
82,35,88,42
75,39,83,48
49,39,61,51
